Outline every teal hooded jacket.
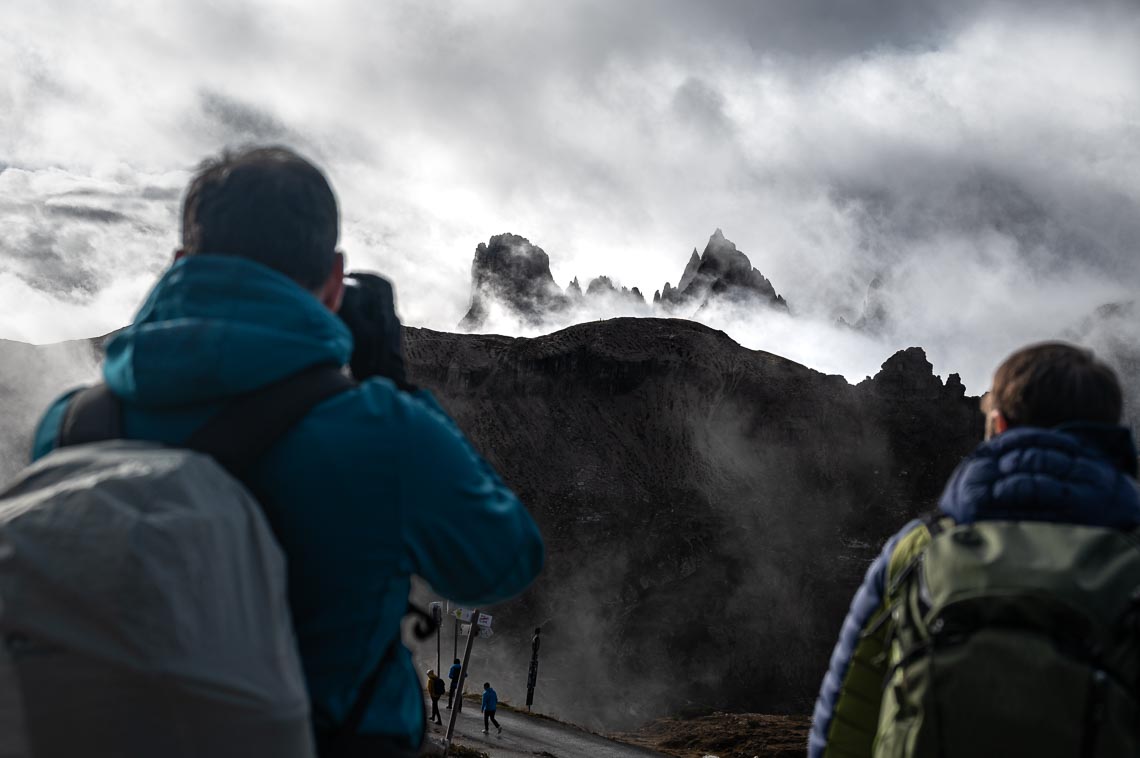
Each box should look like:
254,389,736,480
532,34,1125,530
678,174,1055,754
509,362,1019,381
31,255,545,746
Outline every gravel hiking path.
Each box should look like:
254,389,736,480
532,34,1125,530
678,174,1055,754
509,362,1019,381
422,697,666,758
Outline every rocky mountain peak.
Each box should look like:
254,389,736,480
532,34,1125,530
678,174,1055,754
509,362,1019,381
458,229,789,331
459,233,570,331
659,229,788,312
863,346,950,399
567,276,583,298
677,248,702,293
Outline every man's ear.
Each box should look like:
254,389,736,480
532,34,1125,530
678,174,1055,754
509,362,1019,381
317,251,346,312
985,409,1009,440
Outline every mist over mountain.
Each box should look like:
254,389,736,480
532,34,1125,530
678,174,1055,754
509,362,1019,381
460,229,788,333
1067,300,1140,429
4,1,1138,404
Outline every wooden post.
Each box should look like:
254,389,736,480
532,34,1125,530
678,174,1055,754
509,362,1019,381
443,609,478,751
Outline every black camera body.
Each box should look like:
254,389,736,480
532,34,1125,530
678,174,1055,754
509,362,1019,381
338,272,411,389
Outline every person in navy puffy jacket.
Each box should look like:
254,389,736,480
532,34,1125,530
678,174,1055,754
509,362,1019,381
809,341,1140,757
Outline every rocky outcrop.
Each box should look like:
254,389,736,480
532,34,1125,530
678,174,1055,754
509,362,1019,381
400,319,980,728
658,229,788,313
460,229,787,331
459,233,570,331
584,276,646,308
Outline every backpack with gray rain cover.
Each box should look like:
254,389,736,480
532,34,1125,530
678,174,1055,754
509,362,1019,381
874,516,1140,758
0,365,353,758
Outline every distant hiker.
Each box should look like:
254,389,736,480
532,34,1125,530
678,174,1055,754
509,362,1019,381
447,657,462,708
809,342,1140,757
481,682,501,735
426,670,444,725
24,146,545,758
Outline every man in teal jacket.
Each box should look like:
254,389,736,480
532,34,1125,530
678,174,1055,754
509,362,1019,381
30,147,545,755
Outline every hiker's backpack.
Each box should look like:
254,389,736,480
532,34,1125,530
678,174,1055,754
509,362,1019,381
874,517,1140,758
0,365,353,758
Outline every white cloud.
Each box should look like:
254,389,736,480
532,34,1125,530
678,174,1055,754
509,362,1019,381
0,1,1136,394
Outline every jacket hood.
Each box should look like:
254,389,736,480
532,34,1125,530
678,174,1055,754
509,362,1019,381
103,255,352,407
939,424,1140,528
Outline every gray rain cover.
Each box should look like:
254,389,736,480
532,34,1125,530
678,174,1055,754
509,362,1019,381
0,441,315,758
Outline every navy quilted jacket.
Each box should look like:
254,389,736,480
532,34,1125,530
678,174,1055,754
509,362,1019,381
809,423,1140,757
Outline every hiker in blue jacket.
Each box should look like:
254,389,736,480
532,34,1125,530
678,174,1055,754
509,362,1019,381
481,682,501,734
809,342,1140,757
30,147,545,757
447,658,462,709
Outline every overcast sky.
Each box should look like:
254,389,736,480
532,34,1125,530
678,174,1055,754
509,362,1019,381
2,0,1138,389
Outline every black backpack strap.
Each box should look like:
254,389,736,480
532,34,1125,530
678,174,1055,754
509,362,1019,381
184,363,355,479
56,364,355,470
57,385,124,447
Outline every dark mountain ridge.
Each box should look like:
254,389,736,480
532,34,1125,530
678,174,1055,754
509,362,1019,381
399,318,979,726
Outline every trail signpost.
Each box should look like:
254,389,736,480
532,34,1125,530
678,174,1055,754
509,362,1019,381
429,602,443,679
526,626,541,710
444,608,496,751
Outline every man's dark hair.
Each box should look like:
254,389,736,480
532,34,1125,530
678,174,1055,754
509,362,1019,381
181,146,338,290
454,658,460,664
984,342,1123,428
483,682,490,689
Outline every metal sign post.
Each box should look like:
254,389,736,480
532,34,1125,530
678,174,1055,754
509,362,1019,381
443,608,479,750
452,616,459,667
452,607,474,713
430,602,443,680
525,627,541,710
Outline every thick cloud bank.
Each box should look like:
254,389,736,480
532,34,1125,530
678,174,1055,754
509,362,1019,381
2,0,1138,392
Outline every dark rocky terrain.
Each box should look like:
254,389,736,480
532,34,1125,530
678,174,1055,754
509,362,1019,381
399,318,980,727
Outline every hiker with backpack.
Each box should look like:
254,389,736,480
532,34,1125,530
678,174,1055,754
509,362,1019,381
426,670,445,725
809,342,1140,757
6,146,545,758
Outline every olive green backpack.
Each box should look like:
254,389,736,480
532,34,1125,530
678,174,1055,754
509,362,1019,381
874,517,1140,758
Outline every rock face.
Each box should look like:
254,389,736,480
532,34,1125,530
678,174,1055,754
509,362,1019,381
658,229,788,313
585,275,647,308
459,233,570,330
400,318,980,728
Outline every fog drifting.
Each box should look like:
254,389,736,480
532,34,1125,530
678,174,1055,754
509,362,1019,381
2,0,1138,391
